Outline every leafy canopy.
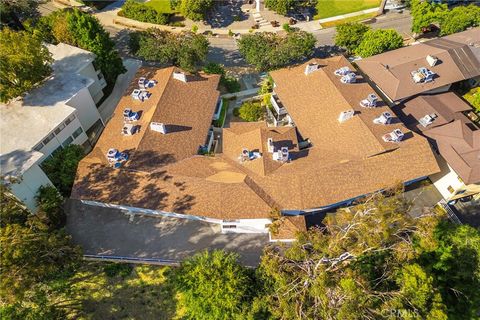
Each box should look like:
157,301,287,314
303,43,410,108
236,101,264,122
179,0,214,21
203,62,240,93
174,250,254,319
130,29,209,72
354,29,403,57
238,31,316,71
119,0,170,25
0,28,52,102
31,9,126,86
41,144,85,197
334,22,370,54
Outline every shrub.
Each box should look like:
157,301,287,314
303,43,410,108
192,24,198,33
203,62,240,93
119,0,170,25
237,101,264,122
35,185,65,229
103,263,133,278
282,23,292,32
179,0,214,21
41,144,85,197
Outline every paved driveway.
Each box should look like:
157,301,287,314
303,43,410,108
66,200,269,266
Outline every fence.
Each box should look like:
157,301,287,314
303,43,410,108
438,199,462,225
84,254,180,266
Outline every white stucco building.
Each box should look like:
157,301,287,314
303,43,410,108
0,43,108,211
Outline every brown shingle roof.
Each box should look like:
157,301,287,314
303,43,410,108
73,59,440,220
356,28,480,101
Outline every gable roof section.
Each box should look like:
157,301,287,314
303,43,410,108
356,28,480,101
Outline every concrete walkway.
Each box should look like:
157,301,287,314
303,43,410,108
98,58,141,122
66,200,269,267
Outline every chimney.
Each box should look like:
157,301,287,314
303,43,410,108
150,122,167,134
304,63,319,75
267,138,275,153
338,109,355,123
426,55,438,67
173,71,187,82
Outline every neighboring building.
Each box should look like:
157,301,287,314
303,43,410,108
0,43,107,211
72,57,440,240
356,28,480,103
394,92,480,200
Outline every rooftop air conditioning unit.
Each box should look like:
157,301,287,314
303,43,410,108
304,63,319,75
382,129,404,143
334,66,350,76
419,113,437,127
360,93,378,108
173,71,187,82
150,122,167,134
373,112,393,125
426,55,438,67
338,109,355,123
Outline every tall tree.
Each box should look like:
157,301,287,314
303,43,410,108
0,0,40,30
439,4,480,36
174,250,254,319
238,31,316,71
179,0,214,21
410,0,446,34
258,191,449,319
0,28,52,103
354,29,403,57
334,22,371,54
31,9,126,87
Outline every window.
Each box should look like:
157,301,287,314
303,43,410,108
457,176,464,184
64,114,75,126
72,127,83,139
42,133,55,145
62,136,73,147
447,185,455,194
54,123,66,135
33,142,43,151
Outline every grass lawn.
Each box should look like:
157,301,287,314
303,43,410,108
138,0,177,13
314,0,381,20
320,12,377,28
463,87,480,113
73,262,183,319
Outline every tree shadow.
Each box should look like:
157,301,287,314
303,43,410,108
206,0,249,28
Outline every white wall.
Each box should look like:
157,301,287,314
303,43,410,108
430,156,465,200
221,218,271,234
78,62,106,104
10,163,53,212
66,87,103,132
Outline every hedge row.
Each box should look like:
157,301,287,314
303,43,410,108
118,0,170,25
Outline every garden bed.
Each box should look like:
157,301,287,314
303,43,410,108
213,98,229,128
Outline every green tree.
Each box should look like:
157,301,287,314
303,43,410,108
41,145,84,197
179,0,214,21
119,0,170,25
354,29,403,58
131,29,208,72
0,0,40,30
36,185,65,229
417,221,480,319
31,9,126,87
236,101,264,122
334,22,371,54
265,0,295,15
174,250,254,319
238,31,315,71
203,62,240,93
410,0,446,34
0,29,52,103
258,190,448,319
439,4,480,36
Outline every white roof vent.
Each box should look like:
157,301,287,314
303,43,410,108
340,72,357,84
304,63,320,75
173,71,187,82
419,113,437,127
267,138,275,153
373,112,393,125
426,55,438,67
150,122,167,134
338,109,355,123
411,67,436,83
382,129,404,143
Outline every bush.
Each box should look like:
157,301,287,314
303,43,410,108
223,76,241,93
35,185,65,229
203,62,240,93
179,0,214,21
119,0,170,25
103,263,133,278
41,144,85,197
354,29,403,58
237,101,264,122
